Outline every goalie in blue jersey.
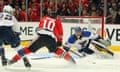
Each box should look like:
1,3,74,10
63,26,114,57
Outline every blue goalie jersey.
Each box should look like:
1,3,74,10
68,31,92,44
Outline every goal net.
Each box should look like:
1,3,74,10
59,16,105,41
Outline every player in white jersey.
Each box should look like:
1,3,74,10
63,27,114,57
0,5,31,68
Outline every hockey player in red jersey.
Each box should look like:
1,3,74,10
8,9,76,66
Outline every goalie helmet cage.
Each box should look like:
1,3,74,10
58,16,105,38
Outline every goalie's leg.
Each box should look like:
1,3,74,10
92,40,114,56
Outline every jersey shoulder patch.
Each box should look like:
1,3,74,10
81,31,91,37
68,34,76,43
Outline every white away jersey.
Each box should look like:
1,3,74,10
0,12,17,26
0,12,20,32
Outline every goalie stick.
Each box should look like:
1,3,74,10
69,50,86,58
91,40,114,56
31,50,85,60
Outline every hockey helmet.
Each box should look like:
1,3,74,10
3,5,14,13
74,27,81,32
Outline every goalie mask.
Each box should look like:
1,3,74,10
74,27,82,37
74,27,81,32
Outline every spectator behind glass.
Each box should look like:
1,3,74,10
81,9,89,16
109,1,118,16
58,2,67,16
14,3,20,10
0,0,3,12
14,4,26,21
27,8,32,21
107,1,118,24
20,0,26,6
70,0,79,16
88,3,99,16
21,4,27,21
90,11,98,16
7,0,15,8
49,0,56,11
113,8,120,24
29,3,40,21
29,0,40,12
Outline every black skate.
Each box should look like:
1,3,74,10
1,57,7,66
8,59,17,65
23,57,31,68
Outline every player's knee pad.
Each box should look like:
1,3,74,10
17,47,31,57
17,49,25,57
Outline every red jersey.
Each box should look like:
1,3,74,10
38,16,63,42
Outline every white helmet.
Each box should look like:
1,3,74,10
3,5,14,13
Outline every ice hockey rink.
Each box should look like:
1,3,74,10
0,48,120,72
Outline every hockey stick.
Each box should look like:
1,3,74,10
31,57,52,60
31,50,84,60
69,50,86,58
30,53,56,60
91,40,114,56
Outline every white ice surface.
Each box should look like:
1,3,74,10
0,48,120,72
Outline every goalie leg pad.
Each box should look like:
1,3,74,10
79,48,94,55
92,40,114,56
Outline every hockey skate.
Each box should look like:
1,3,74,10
8,59,17,65
23,57,31,68
0,48,7,66
1,57,7,66
60,51,76,64
8,57,31,68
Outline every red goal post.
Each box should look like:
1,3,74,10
58,16,105,38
